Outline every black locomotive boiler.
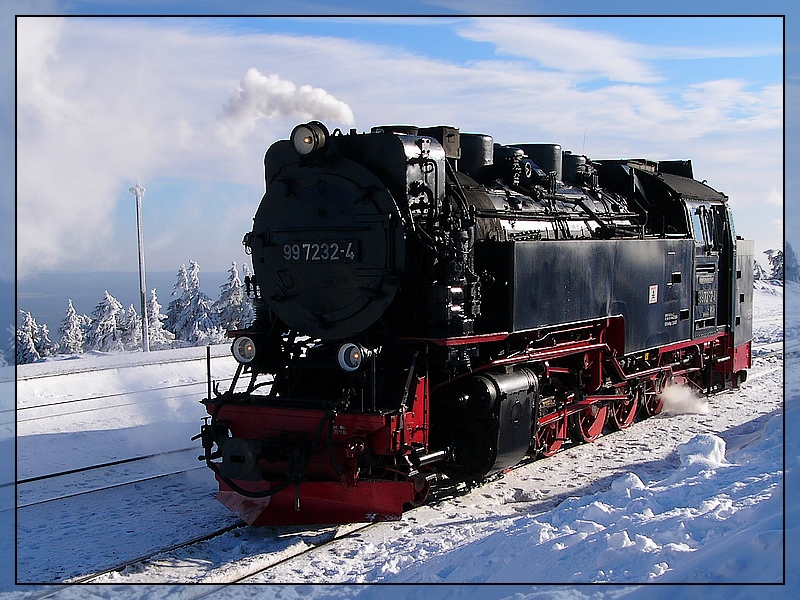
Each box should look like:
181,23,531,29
197,121,753,526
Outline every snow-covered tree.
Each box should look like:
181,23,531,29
165,264,189,335
16,310,55,364
786,242,799,283
0,331,7,366
764,248,784,281
121,304,142,351
16,312,40,364
165,261,224,345
58,299,86,354
183,301,225,345
215,262,253,331
38,325,57,358
80,313,93,341
16,328,39,364
3,326,14,365
147,288,175,350
753,260,768,281
21,310,56,360
85,291,125,352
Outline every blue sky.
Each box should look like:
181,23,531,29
11,12,784,282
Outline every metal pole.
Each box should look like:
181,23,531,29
207,345,212,401
129,183,150,352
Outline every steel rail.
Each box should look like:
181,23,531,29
17,465,206,508
17,446,197,485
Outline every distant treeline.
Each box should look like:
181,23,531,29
8,261,253,365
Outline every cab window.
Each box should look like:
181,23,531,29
692,207,706,246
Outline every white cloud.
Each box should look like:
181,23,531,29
456,18,661,83
643,43,782,61
15,17,783,278
681,79,783,132
17,18,202,274
767,188,783,207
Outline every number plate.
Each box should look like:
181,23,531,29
283,241,357,262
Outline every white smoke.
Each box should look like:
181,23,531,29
659,383,709,415
217,68,355,145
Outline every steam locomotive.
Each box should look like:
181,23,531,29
197,121,753,526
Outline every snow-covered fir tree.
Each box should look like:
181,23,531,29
215,262,253,331
16,312,41,364
785,242,799,283
58,299,86,354
3,327,14,365
0,330,7,366
147,288,175,350
121,304,142,351
16,327,39,364
165,261,224,345
85,291,125,352
764,248,784,281
80,313,93,341
753,260,768,281
164,264,189,335
38,325,57,358
24,310,56,359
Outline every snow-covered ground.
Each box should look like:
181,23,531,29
0,281,792,598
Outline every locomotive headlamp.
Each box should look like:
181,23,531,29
337,342,367,372
290,121,329,156
232,336,257,364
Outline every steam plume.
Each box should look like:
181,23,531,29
217,68,355,143
659,383,709,415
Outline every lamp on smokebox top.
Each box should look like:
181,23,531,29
291,121,329,156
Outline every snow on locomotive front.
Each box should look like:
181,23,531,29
197,121,752,526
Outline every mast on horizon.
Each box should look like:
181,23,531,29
129,182,150,352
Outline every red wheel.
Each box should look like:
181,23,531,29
408,475,431,507
641,381,664,417
570,403,608,443
536,417,565,457
608,389,638,430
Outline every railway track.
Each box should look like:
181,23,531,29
200,522,377,587
22,522,246,599
16,446,202,507
18,518,372,600
17,378,234,412
81,520,375,587
15,451,598,592
15,346,234,382
15,460,239,585
15,337,784,587
16,379,236,424
70,480,487,587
